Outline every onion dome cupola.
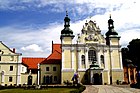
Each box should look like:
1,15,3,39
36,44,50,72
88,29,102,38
106,15,118,37
60,11,74,39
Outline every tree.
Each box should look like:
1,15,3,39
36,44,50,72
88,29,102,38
121,48,129,66
127,39,140,70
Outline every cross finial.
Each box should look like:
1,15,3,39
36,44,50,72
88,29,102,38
66,10,68,16
89,15,92,19
109,14,111,19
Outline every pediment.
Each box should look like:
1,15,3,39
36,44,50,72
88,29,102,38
80,20,105,44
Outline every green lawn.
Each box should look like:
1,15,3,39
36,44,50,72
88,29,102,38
0,88,77,93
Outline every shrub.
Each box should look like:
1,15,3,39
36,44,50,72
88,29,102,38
130,83,139,88
63,80,72,86
122,81,128,85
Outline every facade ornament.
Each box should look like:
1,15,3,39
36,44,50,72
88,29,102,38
109,48,113,52
103,49,107,52
97,49,100,52
77,49,81,52
84,48,88,52
71,48,75,52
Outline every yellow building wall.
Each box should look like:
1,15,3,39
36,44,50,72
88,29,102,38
105,50,111,69
40,64,61,84
1,56,19,62
103,71,109,84
63,37,72,44
73,50,78,71
0,64,19,85
112,50,120,68
112,71,124,84
2,76,17,85
64,50,71,68
61,71,74,84
21,74,37,85
110,38,119,45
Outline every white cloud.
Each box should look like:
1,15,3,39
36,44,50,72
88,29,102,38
0,0,140,57
0,22,62,57
120,29,140,46
21,44,43,52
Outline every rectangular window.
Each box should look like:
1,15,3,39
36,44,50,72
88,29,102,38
9,77,12,82
54,76,57,81
53,67,56,71
10,66,13,71
46,67,49,71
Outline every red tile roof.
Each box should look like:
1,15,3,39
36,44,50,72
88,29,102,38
52,44,61,53
41,43,61,64
41,50,61,64
22,58,45,69
22,43,62,69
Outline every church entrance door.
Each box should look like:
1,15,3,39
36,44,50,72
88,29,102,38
93,73,102,85
28,75,32,85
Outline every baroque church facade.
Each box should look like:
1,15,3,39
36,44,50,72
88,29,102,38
60,12,124,84
0,12,124,86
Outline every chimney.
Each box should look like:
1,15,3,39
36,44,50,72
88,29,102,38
52,41,53,53
13,48,15,53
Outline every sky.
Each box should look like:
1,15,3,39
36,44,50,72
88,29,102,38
0,0,140,57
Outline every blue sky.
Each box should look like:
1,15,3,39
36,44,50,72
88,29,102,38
0,0,140,57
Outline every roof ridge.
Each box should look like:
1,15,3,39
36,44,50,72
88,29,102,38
54,50,61,54
22,57,46,58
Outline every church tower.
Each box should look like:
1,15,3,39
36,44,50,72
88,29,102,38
106,15,120,46
60,11,75,83
105,15,123,84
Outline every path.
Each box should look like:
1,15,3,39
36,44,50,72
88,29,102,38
83,85,140,93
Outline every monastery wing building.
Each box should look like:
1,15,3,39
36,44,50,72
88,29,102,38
60,13,124,85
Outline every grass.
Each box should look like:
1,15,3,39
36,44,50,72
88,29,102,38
0,88,77,93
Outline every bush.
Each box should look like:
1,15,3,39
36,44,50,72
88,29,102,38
122,81,128,85
130,83,140,88
63,80,72,86
79,85,86,92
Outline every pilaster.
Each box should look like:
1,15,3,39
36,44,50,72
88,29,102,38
85,48,89,69
71,47,74,69
97,49,101,67
78,49,81,70
62,49,64,70
119,50,123,69
104,49,108,70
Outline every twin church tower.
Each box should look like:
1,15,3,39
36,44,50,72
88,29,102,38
60,11,123,84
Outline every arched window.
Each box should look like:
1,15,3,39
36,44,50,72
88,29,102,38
88,50,96,63
100,55,104,64
81,55,85,64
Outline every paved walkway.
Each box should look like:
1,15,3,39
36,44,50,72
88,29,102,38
83,85,140,93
